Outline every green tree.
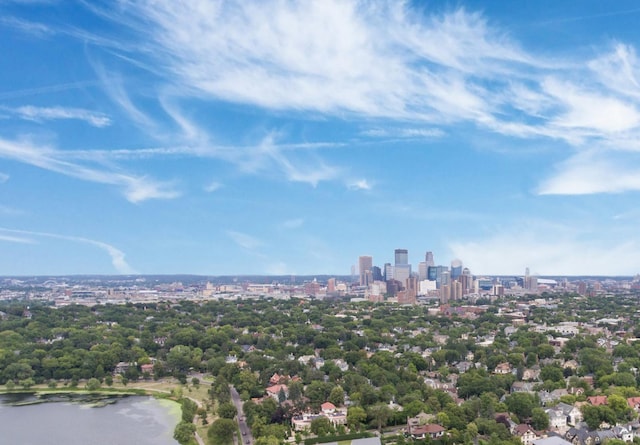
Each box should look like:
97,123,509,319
368,403,392,432
347,406,367,431
208,418,236,445
173,421,196,445
86,378,101,391
531,408,549,430
310,416,333,436
218,402,237,419
505,392,537,419
328,386,345,407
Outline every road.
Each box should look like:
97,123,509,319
231,386,253,445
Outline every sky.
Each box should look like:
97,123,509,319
2,0,640,277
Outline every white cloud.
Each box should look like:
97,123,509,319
542,77,640,134
538,150,640,195
0,227,136,273
348,179,372,191
204,181,222,193
449,222,640,276
0,16,53,37
6,105,112,127
0,234,35,244
361,127,445,138
0,172,8,183
227,230,263,250
93,63,158,131
0,136,179,203
255,134,339,186
64,2,640,195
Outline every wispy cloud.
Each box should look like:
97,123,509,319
0,136,180,203
0,80,102,100
361,127,445,139
0,227,136,273
0,172,8,183
40,1,640,195
449,220,640,275
347,179,372,191
226,230,263,250
3,105,111,127
253,133,339,186
0,16,53,37
538,150,640,195
0,233,35,244
93,63,157,132
203,181,222,193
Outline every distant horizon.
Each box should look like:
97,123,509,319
2,273,636,281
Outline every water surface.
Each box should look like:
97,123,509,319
0,393,180,445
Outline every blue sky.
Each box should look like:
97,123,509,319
2,0,640,276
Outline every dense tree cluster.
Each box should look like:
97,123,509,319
2,293,640,444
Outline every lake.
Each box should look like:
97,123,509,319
0,393,180,445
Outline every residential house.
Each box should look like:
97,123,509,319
522,367,541,381
540,389,569,406
556,402,583,426
266,384,288,402
409,424,446,440
140,363,154,376
533,437,573,445
515,424,539,445
511,382,536,393
114,361,132,375
494,362,512,375
545,407,568,429
587,396,608,407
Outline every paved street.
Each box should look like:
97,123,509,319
231,386,253,445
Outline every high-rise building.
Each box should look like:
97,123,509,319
451,259,463,280
453,281,463,300
428,265,449,288
441,284,451,304
372,266,383,282
441,271,451,287
395,249,409,265
358,256,373,286
384,263,393,281
425,251,434,267
460,267,472,295
418,262,428,281
394,249,411,284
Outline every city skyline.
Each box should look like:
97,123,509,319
3,1,640,276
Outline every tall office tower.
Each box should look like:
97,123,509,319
327,278,336,293
453,281,463,300
441,271,451,287
441,284,451,304
358,256,373,286
395,249,409,266
418,262,428,281
384,263,393,281
394,249,411,284
428,265,449,288
451,259,463,279
460,267,472,295
394,249,411,285
372,266,383,282
425,251,434,267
